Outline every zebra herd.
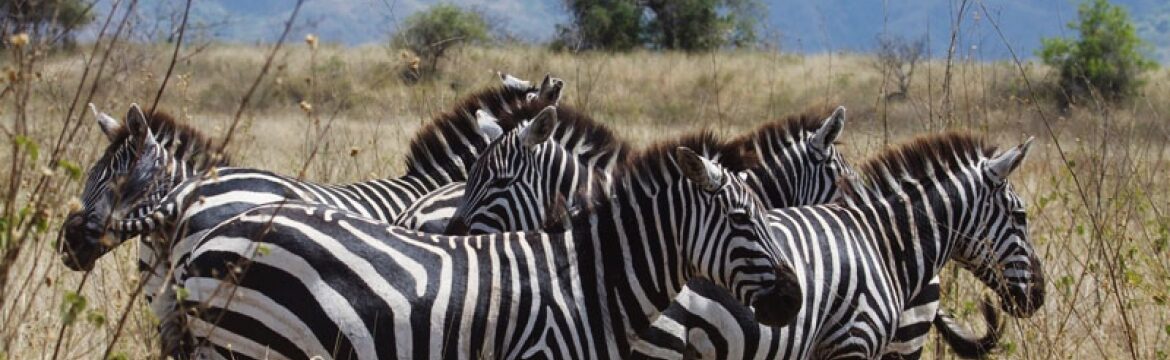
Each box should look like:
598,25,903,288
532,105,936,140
58,73,1043,359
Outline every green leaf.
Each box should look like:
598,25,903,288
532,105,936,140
1125,269,1143,285
13,135,39,161
175,286,189,302
85,309,105,326
61,291,87,325
57,159,83,181
32,208,49,234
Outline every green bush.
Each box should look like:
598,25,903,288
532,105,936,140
554,0,762,51
391,4,490,77
555,0,642,51
1038,0,1157,104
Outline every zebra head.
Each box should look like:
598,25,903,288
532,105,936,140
60,104,219,271
958,137,1043,318
498,72,564,105
447,105,587,234
671,145,802,328
737,105,853,208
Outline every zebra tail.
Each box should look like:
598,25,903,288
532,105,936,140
933,297,1001,359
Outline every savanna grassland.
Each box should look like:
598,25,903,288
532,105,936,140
1,38,1168,359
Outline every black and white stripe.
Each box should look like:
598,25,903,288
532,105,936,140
59,75,555,353
163,134,800,359
648,133,1044,359
445,106,1019,359
61,73,550,266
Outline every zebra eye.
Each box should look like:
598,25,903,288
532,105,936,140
728,210,752,224
1010,209,1027,223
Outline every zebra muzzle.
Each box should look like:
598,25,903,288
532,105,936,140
750,264,802,328
60,212,106,271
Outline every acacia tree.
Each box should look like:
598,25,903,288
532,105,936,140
392,4,490,77
873,35,926,101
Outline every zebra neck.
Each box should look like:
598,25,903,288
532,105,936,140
568,196,689,353
861,186,969,303
747,170,795,209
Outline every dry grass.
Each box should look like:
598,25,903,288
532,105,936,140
1,38,1168,359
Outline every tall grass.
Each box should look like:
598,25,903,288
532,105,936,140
1,18,1168,359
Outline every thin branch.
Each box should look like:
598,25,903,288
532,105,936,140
149,0,193,115
218,0,305,154
976,1,1139,358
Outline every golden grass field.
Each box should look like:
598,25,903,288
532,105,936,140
1,40,1168,359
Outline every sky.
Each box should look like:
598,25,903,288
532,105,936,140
85,0,1170,62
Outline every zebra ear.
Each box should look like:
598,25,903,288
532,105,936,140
676,147,723,192
984,137,1034,186
520,106,557,148
476,109,504,141
142,127,160,152
125,103,150,137
498,72,532,91
90,103,122,142
537,74,564,104
811,106,846,154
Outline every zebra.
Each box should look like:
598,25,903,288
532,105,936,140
58,73,556,352
60,71,565,270
444,105,999,358
135,131,802,358
392,97,629,233
446,105,853,231
647,132,1044,359
732,107,1000,360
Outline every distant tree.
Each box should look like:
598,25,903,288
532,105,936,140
554,0,762,51
1038,0,1156,104
554,0,642,51
872,35,926,101
392,4,490,77
643,0,761,51
1,0,94,46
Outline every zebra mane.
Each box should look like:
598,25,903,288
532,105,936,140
111,109,228,167
403,85,527,177
840,131,997,203
504,102,633,169
616,130,759,194
730,104,839,150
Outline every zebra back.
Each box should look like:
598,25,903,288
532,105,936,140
446,104,633,235
170,131,799,359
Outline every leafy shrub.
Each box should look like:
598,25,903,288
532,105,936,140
1038,0,1157,104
